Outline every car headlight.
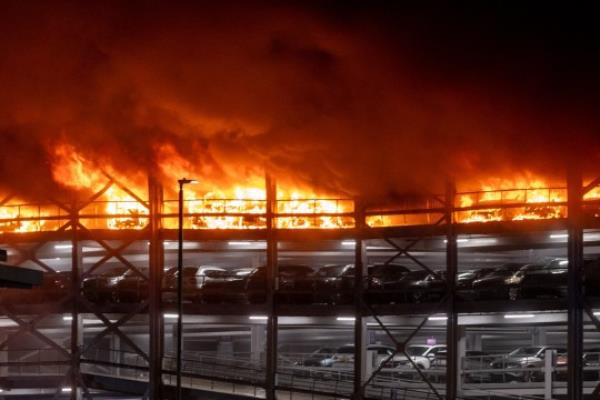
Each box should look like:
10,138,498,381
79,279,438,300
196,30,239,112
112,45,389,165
505,276,520,285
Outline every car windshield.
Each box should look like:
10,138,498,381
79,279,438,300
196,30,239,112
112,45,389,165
280,265,313,276
203,270,230,278
458,272,475,280
318,265,347,277
547,259,568,269
510,347,542,357
489,269,515,277
370,265,408,277
406,346,429,356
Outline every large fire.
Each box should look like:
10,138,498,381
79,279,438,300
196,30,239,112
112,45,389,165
456,178,567,223
0,144,354,232
1,145,598,233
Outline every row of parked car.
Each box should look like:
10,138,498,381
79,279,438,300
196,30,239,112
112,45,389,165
294,344,600,383
3,257,600,305
82,256,600,305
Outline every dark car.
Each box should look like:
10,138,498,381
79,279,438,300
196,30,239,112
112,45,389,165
81,266,129,304
162,266,228,303
247,264,314,304
115,269,149,303
313,264,355,304
364,264,411,304
277,265,317,304
201,265,314,304
509,260,567,300
471,263,524,300
200,269,248,304
1,270,71,304
409,271,447,303
555,348,600,381
455,268,495,300
314,264,384,305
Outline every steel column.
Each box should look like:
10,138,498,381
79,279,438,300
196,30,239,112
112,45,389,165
70,204,80,400
148,177,163,399
265,175,278,400
446,180,458,400
354,201,367,399
176,180,185,400
567,169,584,400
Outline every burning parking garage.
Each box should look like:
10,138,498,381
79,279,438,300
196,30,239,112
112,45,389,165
1,2,600,400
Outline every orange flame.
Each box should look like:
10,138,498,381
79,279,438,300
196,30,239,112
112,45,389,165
456,176,567,223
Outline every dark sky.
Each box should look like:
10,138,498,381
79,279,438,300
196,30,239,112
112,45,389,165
0,1,599,201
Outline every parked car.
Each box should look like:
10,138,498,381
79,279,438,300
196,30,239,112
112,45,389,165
509,260,567,300
471,264,524,300
1,270,71,304
313,264,355,304
410,272,447,303
295,347,337,367
554,348,600,381
162,266,228,303
81,266,129,303
366,269,429,304
200,269,248,304
390,345,447,370
364,264,411,303
456,269,495,300
276,265,317,304
115,269,149,303
314,264,386,305
201,265,314,304
329,344,396,369
247,264,317,304
490,346,565,382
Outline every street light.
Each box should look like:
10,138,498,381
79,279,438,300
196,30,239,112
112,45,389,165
176,178,197,400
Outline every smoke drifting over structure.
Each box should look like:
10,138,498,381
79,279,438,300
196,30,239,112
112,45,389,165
1,2,599,202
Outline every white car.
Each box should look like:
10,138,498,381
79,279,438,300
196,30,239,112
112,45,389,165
329,344,396,368
388,344,447,370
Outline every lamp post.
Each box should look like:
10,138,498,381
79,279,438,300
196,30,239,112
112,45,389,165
177,178,197,400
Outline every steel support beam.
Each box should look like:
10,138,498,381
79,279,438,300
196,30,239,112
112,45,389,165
70,206,80,400
148,177,163,399
446,181,458,400
265,175,277,400
567,169,584,400
354,201,367,399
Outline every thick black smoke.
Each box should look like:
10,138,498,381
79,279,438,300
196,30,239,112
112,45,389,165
1,1,599,203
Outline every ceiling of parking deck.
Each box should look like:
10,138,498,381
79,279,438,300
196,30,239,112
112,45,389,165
8,230,600,273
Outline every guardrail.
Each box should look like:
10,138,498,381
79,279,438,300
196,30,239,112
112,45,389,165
2,348,600,399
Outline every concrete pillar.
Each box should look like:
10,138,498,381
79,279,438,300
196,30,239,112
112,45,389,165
457,328,467,396
0,332,6,378
111,334,121,376
467,332,482,351
217,336,235,359
357,319,368,385
250,325,265,364
532,327,546,346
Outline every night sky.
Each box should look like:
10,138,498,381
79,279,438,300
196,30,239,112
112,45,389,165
1,1,599,201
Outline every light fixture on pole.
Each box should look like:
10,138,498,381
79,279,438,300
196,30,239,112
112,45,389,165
176,178,197,400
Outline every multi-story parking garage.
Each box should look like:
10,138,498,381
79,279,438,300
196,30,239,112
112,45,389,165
1,171,599,400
